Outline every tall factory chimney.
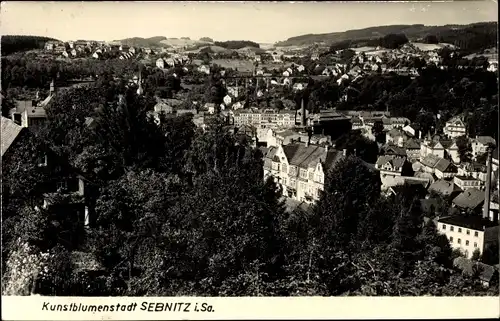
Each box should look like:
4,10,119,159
300,97,306,127
482,146,494,221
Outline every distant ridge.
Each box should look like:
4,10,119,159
276,22,498,47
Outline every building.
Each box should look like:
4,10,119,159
428,179,462,198
156,58,165,69
452,188,485,213
453,175,483,191
375,155,408,177
386,128,407,147
2,117,96,229
418,154,457,179
197,65,210,74
263,142,344,203
453,257,498,287
471,136,496,160
437,215,498,259
233,109,296,129
1,116,27,159
443,115,467,138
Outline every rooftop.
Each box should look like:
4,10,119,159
438,215,498,231
1,116,24,157
452,188,485,209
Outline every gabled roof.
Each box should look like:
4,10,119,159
420,154,441,168
453,257,497,283
1,116,24,157
452,188,485,209
383,144,407,156
376,155,407,169
429,179,462,196
475,136,496,146
434,158,455,173
439,215,498,231
282,143,342,170
404,138,421,150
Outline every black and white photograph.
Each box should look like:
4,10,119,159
1,0,499,299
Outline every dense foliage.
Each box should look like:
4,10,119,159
2,80,498,296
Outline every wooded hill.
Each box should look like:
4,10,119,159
276,22,498,52
1,35,60,56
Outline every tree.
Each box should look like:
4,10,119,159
456,135,472,163
423,35,439,44
371,120,386,144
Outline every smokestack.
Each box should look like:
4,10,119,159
483,147,493,220
300,98,306,127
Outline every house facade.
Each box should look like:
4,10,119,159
437,215,499,259
263,142,343,203
443,116,467,138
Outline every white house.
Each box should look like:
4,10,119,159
223,95,232,106
437,215,499,259
471,136,496,160
443,115,467,138
198,65,210,74
156,58,165,69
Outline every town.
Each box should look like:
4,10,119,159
1,2,499,297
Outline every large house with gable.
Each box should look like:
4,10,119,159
263,141,344,203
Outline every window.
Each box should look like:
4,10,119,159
449,237,453,243
300,169,307,179
450,226,454,232
474,231,479,237
458,228,462,233
442,224,446,230
282,164,287,173
466,230,470,235
458,238,461,244
466,240,469,246
474,242,478,248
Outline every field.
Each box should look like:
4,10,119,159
212,59,254,71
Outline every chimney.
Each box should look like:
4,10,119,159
300,97,306,127
343,149,347,156
325,144,329,153
482,147,493,220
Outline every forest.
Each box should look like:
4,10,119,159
1,35,59,56
1,79,499,296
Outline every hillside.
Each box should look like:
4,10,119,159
115,36,169,47
1,35,60,56
276,22,498,51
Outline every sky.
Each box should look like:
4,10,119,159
1,1,498,43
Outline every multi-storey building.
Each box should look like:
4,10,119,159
437,215,498,259
263,141,343,203
233,109,296,129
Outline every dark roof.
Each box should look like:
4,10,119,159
383,144,407,156
429,179,462,196
452,188,485,209
1,116,24,157
438,215,498,231
453,257,497,283
435,158,455,173
376,155,407,168
404,138,421,150
282,143,342,170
